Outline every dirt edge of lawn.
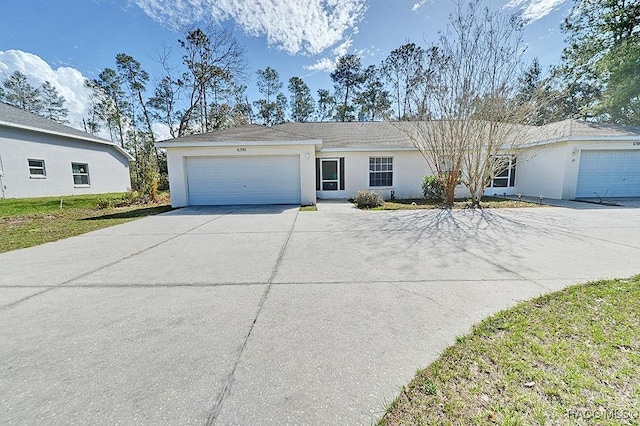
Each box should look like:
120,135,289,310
379,276,640,425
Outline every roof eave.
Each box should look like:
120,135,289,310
320,146,417,152
520,134,640,149
155,139,322,148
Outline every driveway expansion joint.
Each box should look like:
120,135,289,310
205,208,300,425
0,207,244,311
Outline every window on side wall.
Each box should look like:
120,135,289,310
369,157,393,187
490,157,516,188
72,163,90,186
28,159,46,178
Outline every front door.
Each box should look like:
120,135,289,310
321,158,339,191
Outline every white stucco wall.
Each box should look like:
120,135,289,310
0,127,131,199
317,149,444,200
163,143,317,207
517,139,640,200
516,143,570,200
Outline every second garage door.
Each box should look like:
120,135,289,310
576,150,640,198
186,156,301,205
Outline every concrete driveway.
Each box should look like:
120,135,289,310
1,202,639,425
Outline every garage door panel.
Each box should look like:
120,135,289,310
576,150,640,198
186,156,301,205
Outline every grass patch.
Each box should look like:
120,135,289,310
379,276,640,425
361,197,542,210
0,193,172,253
300,205,318,211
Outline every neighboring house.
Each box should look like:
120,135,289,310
156,120,640,207
0,103,132,199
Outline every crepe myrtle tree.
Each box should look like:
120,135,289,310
398,0,560,207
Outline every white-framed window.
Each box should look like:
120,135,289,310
28,159,46,177
489,156,516,188
72,162,90,186
369,157,393,187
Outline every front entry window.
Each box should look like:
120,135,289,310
321,159,339,191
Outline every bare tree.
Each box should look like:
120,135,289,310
399,0,558,207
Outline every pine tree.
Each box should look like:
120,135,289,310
288,77,314,122
40,81,69,124
2,71,42,113
330,54,363,122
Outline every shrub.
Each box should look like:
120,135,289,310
422,175,445,202
116,191,141,207
354,190,384,209
96,198,113,209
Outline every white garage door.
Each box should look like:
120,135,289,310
576,150,640,198
186,156,301,205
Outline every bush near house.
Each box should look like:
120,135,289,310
422,175,445,202
354,190,385,209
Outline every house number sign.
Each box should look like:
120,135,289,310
633,141,640,146
237,147,247,152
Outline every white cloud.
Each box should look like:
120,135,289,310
332,39,353,57
0,50,92,130
304,57,336,73
304,44,369,74
0,50,173,142
152,122,172,141
412,1,427,12
133,0,367,55
504,0,568,23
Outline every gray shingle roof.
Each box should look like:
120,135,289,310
160,124,315,143
0,102,131,157
157,119,640,150
158,121,416,149
543,119,640,139
275,122,414,149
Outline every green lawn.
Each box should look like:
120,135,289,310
379,276,640,425
0,193,172,253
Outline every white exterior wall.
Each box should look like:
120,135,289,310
517,139,640,200
164,143,317,207
516,143,570,199
317,150,438,200
0,127,131,199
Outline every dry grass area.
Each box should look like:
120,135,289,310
379,277,640,425
0,193,172,253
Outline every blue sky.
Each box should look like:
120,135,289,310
0,0,573,134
